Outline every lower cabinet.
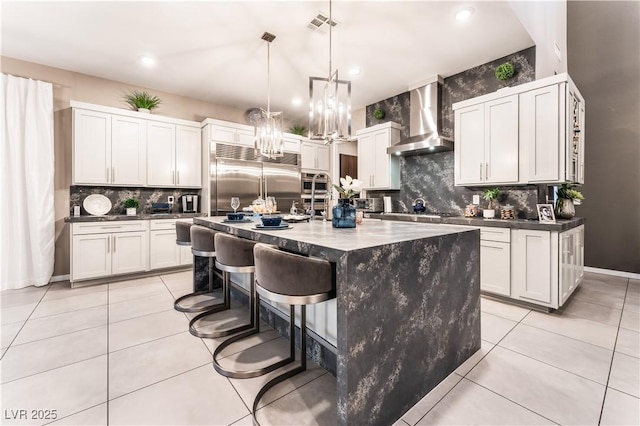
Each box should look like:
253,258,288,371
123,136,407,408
71,221,149,282
481,240,511,296
559,225,585,305
149,219,193,270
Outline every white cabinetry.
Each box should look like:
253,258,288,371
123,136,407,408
147,124,201,188
454,95,519,186
301,141,330,172
73,110,147,186
511,229,555,306
209,122,255,146
559,225,584,305
356,122,401,190
71,221,149,282
479,227,511,296
149,219,193,270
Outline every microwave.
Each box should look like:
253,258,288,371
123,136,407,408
302,173,328,194
354,198,383,212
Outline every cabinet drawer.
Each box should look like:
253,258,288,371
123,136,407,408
149,218,193,231
72,221,148,235
480,227,511,243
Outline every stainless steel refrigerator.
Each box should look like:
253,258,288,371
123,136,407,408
210,146,301,214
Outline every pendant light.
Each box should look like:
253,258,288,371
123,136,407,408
255,32,284,159
308,0,352,144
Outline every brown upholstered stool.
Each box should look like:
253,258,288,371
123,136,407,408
173,225,227,314
175,221,192,246
250,243,335,424
190,233,256,340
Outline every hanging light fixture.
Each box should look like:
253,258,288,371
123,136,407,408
255,32,284,159
309,0,352,144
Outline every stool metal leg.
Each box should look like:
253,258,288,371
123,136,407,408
251,305,306,426
174,256,225,313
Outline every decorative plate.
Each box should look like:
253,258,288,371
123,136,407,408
253,224,291,230
223,218,254,223
83,194,112,216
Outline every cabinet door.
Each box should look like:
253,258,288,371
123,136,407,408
357,133,374,188
72,234,111,280
480,240,511,296
316,144,330,172
111,115,147,185
175,126,201,187
454,104,485,185
520,85,560,182
111,232,148,275
180,245,193,265
301,142,318,170
485,95,519,184
512,229,552,304
577,102,585,184
73,109,111,185
147,122,176,186
372,130,390,188
236,128,256,147
149,230,180,269
559,231,575,305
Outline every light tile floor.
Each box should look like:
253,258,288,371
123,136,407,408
0,271,638,425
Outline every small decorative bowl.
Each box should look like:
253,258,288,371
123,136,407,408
261,215,282,227
227,212,245,221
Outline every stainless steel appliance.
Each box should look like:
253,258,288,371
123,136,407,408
302,172,328,194
210,143,301,214
301,195,329,217
181,195,199,213
354,198,383,212
386,76,454,156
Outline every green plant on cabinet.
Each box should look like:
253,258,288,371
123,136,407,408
124,90,162,111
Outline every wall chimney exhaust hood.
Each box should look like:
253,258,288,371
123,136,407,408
387,76,453,156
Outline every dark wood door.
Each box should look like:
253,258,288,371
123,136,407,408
340,154,358,180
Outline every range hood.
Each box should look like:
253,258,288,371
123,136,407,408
387,76,453,156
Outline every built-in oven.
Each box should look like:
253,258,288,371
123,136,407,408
301,172,328,194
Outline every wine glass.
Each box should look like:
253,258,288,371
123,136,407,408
265,196,276,214
230,197,240,213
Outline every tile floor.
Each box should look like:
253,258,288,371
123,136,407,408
0,271,638,425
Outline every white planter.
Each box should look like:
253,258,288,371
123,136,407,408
126,208,137,216
483,209,495,219
137,108,150,114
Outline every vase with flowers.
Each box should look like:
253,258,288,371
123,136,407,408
332,175,364,228
556,184,584,219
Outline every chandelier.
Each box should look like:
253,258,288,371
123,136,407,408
308,0,352,144
255,32,284,159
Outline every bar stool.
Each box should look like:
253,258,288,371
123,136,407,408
250,243,335,424
174,225,226,314
190,233,256,339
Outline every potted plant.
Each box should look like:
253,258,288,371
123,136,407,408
123,90,162,113
482,188,500,219
373,108,385,120
495,62,515,81
332,175,364,228
123,198,140,216
288,124,307,136
556,184,584,219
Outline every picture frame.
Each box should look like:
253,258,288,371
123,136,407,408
536,204,556,223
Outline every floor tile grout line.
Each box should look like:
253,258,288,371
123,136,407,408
8,321,108,348
0,353,107,385
108,305,177,326
1,284,53,359
253,370,329,413
108,329,189,355
27,301,109,322
42,402,106,426
106,361,212,403
403,373,465,426
597,277,629,426
519,318,618,352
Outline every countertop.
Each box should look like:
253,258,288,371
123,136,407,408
369,213,585,232
64,213,206,223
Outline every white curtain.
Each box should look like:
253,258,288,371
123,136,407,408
0,74,55,290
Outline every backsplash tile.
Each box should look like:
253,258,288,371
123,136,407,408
70,186,201,215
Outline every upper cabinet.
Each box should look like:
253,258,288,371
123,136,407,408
454,95,519,185
356,122,401,190
202,118,302,155
301,140,330,172
453,73,585,186
71,101,201,188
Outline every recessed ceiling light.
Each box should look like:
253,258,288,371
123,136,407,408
291,97,302,106
139,55,156,67
456,8,474,21
349,67,361,76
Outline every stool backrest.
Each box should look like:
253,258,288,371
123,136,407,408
214,233,256,267
176,221,193,244
254,243,333,297
190,225,217,252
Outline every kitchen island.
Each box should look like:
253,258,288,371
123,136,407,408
194,217,480,425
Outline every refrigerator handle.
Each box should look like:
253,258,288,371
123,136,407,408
259,176,263,199
264,175,268,198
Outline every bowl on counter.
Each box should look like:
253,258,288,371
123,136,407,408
227,212,245,221
261,215,282,227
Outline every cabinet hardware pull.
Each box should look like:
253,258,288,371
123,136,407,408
486,163,489,180
177,170,180,184
480,163,483,180
112,167,115,182
101,226,122,229
113,236,116,252
106,167,110,182
172,171,175,184
107,237,110,253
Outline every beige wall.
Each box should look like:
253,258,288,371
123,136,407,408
1,56,251,278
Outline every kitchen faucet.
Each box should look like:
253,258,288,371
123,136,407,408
310,172,333,220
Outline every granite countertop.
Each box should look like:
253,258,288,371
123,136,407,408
194,216,478,262
64,213,207,223
369,213,585,232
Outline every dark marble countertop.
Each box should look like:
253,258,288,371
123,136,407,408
369,213,585,232
64,213,206,223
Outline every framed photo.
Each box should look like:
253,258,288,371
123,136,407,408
536,204,556,223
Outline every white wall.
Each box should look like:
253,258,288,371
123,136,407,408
509,0,567,78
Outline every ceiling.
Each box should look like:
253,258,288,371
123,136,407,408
1,1,533,124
